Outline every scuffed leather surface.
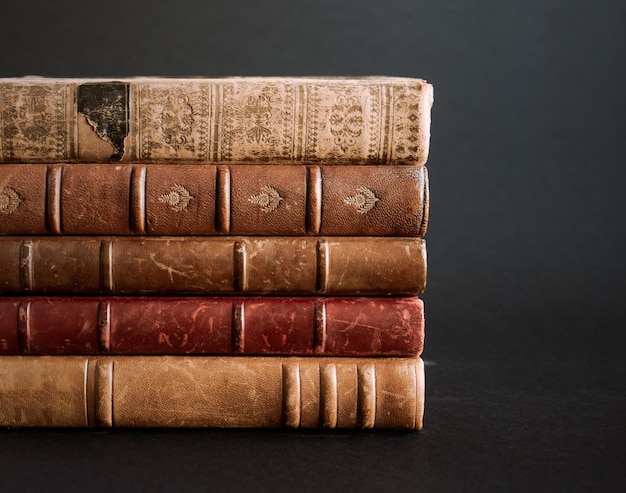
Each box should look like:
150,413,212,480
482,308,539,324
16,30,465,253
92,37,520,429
0,357,89,427
0,165,48,234
60,164,132,234
320,166,427,235
0,356,424,429
0,236,426,295
0,296,424,356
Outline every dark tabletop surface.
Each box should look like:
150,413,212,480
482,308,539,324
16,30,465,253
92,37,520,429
1,1,624,491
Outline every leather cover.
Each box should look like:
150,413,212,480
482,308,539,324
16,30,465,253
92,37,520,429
0,236,426,295
0,164,428,236
0,77,433,165
0,296,424,356
0,356,424,429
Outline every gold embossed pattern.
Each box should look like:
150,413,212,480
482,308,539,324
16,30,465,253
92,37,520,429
0,187,23,214
158,184,193,212
248,185,283,213
342,187,379,214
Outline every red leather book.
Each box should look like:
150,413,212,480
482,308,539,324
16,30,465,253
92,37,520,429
0,296,424,356
0,164,428,236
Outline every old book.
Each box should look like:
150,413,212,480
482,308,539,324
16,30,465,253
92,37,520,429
0,164,428,236
0,356,424,429
0,236,426,295
0,77,433,165
0,296,424,356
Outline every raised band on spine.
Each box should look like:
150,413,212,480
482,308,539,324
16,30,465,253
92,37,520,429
130,165,147,233
319,364,337,428
233,241,247,292
282,363,301,428
94,360,113,427
100,240,114,292
232,300,244,353
216,166,231,233
19,240,33,292
313,300,326,355
45,165,62,234
315,239,329,293
357,364,376,429
306,166,322,233
17,301,31,354
97,302,111,353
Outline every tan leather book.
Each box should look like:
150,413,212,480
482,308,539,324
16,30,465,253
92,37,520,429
0,356,425,429
0,164,428,236
0,77,433,165
0,236,426,295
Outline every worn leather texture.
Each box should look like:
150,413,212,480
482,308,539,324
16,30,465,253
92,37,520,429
0,236,426,295
0,296,424,356
0,77,433,165
0,356,424,429
0,164,428,235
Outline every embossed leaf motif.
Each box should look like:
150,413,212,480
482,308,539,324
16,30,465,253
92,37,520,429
343,187,379,214
0,187,23,214
159,185,193,212
249,186,283,213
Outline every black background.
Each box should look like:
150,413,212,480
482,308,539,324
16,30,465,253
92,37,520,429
1,0,625,491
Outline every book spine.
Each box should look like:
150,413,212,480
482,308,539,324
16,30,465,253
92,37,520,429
0,356,424,429
0,164,428,236
0,297,424,356
0,79,432,165
0,236,426,295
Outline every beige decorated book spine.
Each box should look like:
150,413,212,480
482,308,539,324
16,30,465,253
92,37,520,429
0,77,433,165
0,356,425,429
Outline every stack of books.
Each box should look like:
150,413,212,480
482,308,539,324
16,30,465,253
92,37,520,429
0,77,433,429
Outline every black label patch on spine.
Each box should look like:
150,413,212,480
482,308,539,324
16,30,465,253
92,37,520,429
77,82,130,161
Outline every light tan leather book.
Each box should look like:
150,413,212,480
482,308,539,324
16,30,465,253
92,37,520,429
0,356,425,429
0,76,433,165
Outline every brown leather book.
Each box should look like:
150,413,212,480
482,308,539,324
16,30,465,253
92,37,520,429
0,163,428,236
0,236,426,295
0,77,433,165
0,296,424,356
0,356,424,429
